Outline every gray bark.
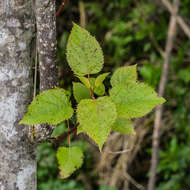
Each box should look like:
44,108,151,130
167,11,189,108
36,0,57,92
0,0,36,190
31,0,58,143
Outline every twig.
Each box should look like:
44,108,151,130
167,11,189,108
148,1,179,190
79,0,86,28
31,38,38,139
33,39,38,98
56,0,67,17
161,0,190,39
106,148,132,154
124,172,145,190
149,33,165,58
105,141,132,154
87,73,96,101
67,120,71,147
48,123,79,147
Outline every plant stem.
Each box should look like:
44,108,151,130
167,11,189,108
56,0,67,17
87,73,96,102
67,120,71,147
48,123,79,148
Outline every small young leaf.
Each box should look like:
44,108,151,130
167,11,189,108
56,146,83,179
110,65,137,87
76,75,90,88
77,97,117,150
95,72,110,87
94,84,105,96
89,78,96,89
110,82,165,118
77,125,84,134
73,82,91,103
19,89,73,125
112,118,135,134
51,122,67,137
66,23,104,75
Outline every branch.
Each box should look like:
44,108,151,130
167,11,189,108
148,0,180,189
79,0,86,28
106,148,132,154
56,0,67,17
48,123,79,148
124,172,145,190
161,0,190,39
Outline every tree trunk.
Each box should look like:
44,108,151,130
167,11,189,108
0,0,36,189
31,0,58,143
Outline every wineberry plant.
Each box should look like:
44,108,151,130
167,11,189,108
20,23,165,179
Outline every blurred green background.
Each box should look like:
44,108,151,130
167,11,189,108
37,0,190,189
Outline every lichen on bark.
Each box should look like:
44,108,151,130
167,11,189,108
0,0,36,189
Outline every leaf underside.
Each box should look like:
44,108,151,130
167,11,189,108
19,89,73,125
56,146,83,179
77,96,117,150
66,23,104,76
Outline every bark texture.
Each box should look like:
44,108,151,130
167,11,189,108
0,0,36,190
36,0,57,91
31,0,58,143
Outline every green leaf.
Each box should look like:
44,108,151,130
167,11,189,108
95,72,110,87
112,118,135,134
77,97,117,150
89,78,96,89
77,125,84,134
76,75,90,88
178,68,190,84
73,82,91,103
19,89,73,125
66,23,104,76
94,84,105,96
51,122,67,137
110,65,137,87
56,146,83,179
110,82,165,118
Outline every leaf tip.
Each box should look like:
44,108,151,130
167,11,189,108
72,21,77,27
159,97,166,104
132,130,136,135
18,120,23,125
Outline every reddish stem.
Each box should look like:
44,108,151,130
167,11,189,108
48,123,79,148
87,73,96,102
67,120,71,147
56,0,67,17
